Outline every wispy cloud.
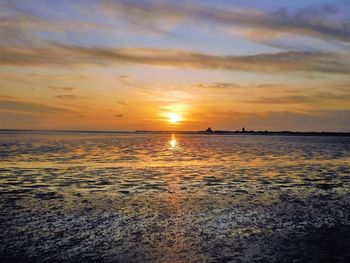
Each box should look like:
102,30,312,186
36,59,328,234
247,95,317,104
1,1,348,75
0,1,104,46
2,44,348,74
55,94,87,100
102,1,350,43
116,101,128,106
192,83,288,90
3,1,349,46
247,92,350,104
0,100,73,114
49,86,74,92
193,83,241,89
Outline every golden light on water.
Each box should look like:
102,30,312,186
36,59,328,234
169,135,177,148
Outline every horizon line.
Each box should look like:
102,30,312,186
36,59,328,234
0,128,349,135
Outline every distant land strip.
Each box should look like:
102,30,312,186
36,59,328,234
0,129,350,136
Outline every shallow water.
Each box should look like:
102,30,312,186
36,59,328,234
1,132,350,262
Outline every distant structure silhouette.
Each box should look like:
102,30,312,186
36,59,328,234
176,126,350,136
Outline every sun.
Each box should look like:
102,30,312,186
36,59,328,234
168,113,181,124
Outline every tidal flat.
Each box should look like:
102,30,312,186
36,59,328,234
0,132,350,262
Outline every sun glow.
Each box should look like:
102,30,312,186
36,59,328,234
168,113,181,124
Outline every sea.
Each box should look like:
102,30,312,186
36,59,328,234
0,131,349,262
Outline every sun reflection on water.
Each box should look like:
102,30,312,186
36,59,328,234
169,134,177,149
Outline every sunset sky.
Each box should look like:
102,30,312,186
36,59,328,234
0,0,349,131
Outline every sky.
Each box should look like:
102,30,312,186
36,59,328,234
0,0,349,131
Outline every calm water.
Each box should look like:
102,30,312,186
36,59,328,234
1,132,350,262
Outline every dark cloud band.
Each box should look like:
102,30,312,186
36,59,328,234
2,44,348,74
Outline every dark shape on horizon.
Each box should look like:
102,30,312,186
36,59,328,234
206,127,214,133
242,127,245,133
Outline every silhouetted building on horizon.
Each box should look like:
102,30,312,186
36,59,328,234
242,127,245,133
206,127,213,133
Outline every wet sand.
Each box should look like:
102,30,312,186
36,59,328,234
0,133,349,262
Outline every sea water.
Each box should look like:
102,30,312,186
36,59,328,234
1,132,349,262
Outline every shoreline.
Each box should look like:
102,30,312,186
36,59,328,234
1,129,350,137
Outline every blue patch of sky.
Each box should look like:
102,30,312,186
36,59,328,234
13,0,349,55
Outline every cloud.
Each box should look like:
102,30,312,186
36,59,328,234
2,0,349,74
332,84,350,93
194,83,241,89
102,1,350,43
116,101,128,106
0,1,105,47
2,44,348,74
119,75,130,80
3,1,349,46
114,114,123,118
49,86,74,92
316,92,350,101
193,82,290,90
1,1,348,75
0,100,73,114
55,95,87,100
248,95,316,104
247,92,350,104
